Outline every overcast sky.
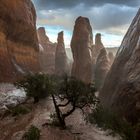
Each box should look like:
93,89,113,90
32,0,140,47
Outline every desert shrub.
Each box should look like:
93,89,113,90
15,74,51,103
11,106,30,116
23,125,40,140
87,105,135,140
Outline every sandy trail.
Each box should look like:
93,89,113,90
0,98,120,140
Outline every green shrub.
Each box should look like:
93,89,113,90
87,106,135,140
23,125,40,140
11,106,30,116
15,74,51,103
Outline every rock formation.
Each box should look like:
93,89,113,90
0,0,40,82
92,33,104,64
71,16,93,83
92,33,104,80
95,48,110,90
100,9,140,128
37,27,56,74
55,31,67,76
37,27,50,49
108,51,115,65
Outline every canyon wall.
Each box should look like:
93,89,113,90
0,0,40,82
100,9,140,126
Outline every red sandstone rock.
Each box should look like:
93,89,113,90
92,33,104,80
94,48,110,90
37,27,56,74
0,0,40,82
92,33,104,66
100,8,140,126
55,31,67,76
71,16,93,83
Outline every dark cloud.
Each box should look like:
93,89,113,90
32,0,140,10
32,0,139,38
36,4,138,34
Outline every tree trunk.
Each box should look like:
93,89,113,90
34,96,39,104
52,95,66,129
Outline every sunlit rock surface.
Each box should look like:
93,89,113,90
71,16,93,83
100,9,140,126
0,0,40,82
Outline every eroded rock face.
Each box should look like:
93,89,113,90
95,48,110,90
100,9,140,125
55,31,67,76
37,27,50,49
71,16,93,83
0,0,40,82
37,27,56,74
92,33,104,80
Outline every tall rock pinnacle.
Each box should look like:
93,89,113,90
55,31,67,76
95,48,110,90
71,16,93,84
92,33,104,80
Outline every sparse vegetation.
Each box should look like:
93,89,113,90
87,105,136,140
23,125,40,140
16,74,98,129
11,106,30,116
15,74,51,103
51,76,98,129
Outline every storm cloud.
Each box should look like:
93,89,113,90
32,0,140,46
32,0,140,10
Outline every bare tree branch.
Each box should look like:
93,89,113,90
58,100,71,107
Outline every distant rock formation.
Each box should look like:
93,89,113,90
71,16,93,83
95,48,110,90
37,27,56,74
92,33,104,80
37,27,50,49
108,52,115,65
92,33,104,64
0,0,40,82
55,31,67,76
100,8,140,129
